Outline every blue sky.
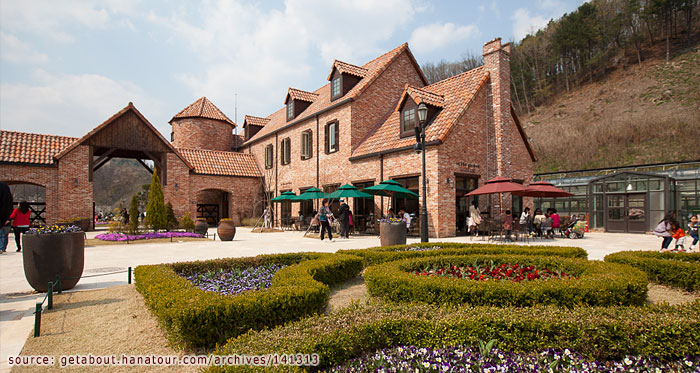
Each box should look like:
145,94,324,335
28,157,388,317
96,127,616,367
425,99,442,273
0,0,584,139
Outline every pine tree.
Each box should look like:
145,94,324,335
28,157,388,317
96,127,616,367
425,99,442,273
128,194,140,234
165,202,178,231
145,170,167,230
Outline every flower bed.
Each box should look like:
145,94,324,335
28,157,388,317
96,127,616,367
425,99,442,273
337,242,587,266
605,251,700,291
414,262,575,282
135,252,363,349
365,255,648,307
95,232,202,241
327,345,699,372
182,264,287,295
208,299,700,372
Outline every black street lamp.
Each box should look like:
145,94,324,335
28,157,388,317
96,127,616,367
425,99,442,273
416,100,429,242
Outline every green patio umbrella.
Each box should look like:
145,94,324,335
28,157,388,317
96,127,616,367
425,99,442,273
327,184,373,199
270,191,298,202
295,187,327,200
362,180,418,199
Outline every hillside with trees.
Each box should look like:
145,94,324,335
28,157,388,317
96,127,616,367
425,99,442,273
422,0,700,172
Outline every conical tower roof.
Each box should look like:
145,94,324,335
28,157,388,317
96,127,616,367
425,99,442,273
170,97,235,127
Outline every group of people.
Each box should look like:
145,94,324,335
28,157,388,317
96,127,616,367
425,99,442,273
520,207,561,238
384,207,412,232
310,199,353,241
0,182,32,254
654,211,699,252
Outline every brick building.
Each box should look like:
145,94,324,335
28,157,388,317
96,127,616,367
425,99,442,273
0,99,262,227
240,38,536,237
0,37,535,237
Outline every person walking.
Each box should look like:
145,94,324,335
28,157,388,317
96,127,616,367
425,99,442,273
519,207,532,234
688,214,699,252
468,201,481,236
654,212,677,252
337,199,350,239
318,199,334,242
399,208,411,233
10,201,31,252
0,182,13,254
263,206,272,229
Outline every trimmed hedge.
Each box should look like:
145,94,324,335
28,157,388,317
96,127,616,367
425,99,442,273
337,242,587,266
208,300,700,372
605,251,700,291
365,255,648,307
134,252,363,349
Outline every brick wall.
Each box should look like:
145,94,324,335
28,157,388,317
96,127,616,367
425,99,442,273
189,174,261,225
0,164,59,224
171,117,234,151
57,145,94,222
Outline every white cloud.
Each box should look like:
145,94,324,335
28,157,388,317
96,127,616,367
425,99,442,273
0,0,140,42
511,8,549,41
0,70,162,137
409,22,480,55
0,32,49,64
146,0,424,124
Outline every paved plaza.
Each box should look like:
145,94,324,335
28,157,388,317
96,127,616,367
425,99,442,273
0,228,662,372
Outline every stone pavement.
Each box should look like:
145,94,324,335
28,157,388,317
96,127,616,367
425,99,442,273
0,228,662,372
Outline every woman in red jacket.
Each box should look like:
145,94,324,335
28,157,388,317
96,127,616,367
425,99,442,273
10,201,31,252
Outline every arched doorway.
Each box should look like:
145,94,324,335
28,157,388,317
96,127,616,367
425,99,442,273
195,189,230,226
4,181,47,226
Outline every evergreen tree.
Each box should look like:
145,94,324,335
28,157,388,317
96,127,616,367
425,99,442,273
165,202,178,231
145,170,167,230
129,194,140,234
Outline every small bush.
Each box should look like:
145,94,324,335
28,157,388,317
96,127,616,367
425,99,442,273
605,251,700,291
365,255,648,307
165,202,178,231
209,299,700,372
180,211,195,232
135,252,362,349
128,194,140,234
337,242,587,266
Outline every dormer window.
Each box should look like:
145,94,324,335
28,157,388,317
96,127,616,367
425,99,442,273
402,108,416,134
331,77,341,98
286,101,294,121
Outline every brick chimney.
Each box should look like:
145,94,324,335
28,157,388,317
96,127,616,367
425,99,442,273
482,37,512,177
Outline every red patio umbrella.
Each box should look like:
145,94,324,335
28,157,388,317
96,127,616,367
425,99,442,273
513,181,574,198
466,176,528,196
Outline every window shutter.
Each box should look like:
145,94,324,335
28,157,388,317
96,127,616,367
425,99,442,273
325,124,329,154
334,122,339,152
309,131,313,158
285,139,290,164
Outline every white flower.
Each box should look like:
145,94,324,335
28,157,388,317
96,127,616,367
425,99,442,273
423,362,430,368
564,349,570,356
685,360,693,367
624,357,633,365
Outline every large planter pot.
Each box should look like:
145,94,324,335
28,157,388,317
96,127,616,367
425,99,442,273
22,232,85,292
380,222,406,247
194,219,208,235
217,220,236,241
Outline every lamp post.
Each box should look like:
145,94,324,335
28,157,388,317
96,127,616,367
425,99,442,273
416,101,429,242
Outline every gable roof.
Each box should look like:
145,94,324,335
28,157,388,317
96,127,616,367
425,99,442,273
326,60,368,80
243,115,270,128
170,97,235,127
285,88,319,104
352,67,490,158
177,148,262,177
243,42,428,146
0,130,77,166
55,103,194,169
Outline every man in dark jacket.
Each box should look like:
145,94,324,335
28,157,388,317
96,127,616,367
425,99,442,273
337,199,350,239
0,182,13,253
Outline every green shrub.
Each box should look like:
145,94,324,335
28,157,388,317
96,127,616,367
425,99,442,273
145,170,167,230
337,242,587,266
128,194,140,234
208,299,700,372
135,252,362,349
605,251,700,291
180,211,195,232
165,202,178,231
365,255,648,307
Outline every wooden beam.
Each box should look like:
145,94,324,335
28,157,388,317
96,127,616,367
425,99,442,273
92,148,118,169
143,150,162,171
136,159,154,174
93,157,113,172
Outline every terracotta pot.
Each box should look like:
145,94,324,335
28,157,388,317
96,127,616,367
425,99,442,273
217,220,236,241
22,232,85,292
194,219,208,235
380,222,406,246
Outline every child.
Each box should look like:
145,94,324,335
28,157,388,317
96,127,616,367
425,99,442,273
688,215,699,252
503,210,513,242
671,223,686,251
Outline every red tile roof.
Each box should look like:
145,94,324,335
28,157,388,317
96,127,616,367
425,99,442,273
177,148,262,177
0,130,77,165
285,88,319,104
395,85,446,110
352,67,490,158
170,97,235,127
326,60,368,80
243,43,427,146
243,115,270,128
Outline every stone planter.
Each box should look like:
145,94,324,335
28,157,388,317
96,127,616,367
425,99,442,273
217,220,236,241
194,219,208,235
22,232,85,292
380,222,406,247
